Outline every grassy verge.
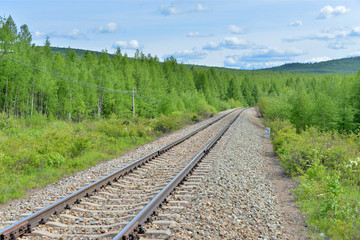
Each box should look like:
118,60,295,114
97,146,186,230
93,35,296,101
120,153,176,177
0,111,207,203
268,120,360,239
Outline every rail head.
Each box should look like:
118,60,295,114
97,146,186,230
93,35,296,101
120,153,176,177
0,109,238,240
113,110,243,240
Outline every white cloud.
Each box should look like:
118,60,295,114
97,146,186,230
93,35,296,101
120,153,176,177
160,4,178,15
114,40,141,50
305,57,332,63
34,31,45,39
43,29,86,40
187,32,212,37
328,40,349,50
283,26,360,45
203,41,219,50
239,48,306,62
228,25,245,34
224,57,284,70
159,2,211,15
97,22,118,33
193,4,210,12
350,27,360,37
225,57,236,66
66,29,85,39
222,37,250,49
289,20,302,27
224,47,307,69
187,32,200,37
203,37,252,50
164,48,207,62
348,50,360,57
317,5,350,19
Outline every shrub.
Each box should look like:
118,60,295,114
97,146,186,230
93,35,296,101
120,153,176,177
46,152,65,167
270,119,360,238
259,97,291,121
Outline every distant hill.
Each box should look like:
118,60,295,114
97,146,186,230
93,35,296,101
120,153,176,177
50,47,104,57
50,47,360,74
262,56,360,74
49,47,250,74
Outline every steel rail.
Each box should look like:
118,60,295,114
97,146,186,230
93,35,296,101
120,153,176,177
113,109,244,240
0,109,238,240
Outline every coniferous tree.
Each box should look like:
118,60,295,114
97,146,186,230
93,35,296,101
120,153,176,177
290,90,313,133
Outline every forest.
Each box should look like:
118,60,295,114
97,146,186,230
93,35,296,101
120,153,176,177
0,16,249,121
1,15,360,239
264,56,360,74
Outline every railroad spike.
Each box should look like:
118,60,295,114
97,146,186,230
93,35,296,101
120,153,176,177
27,224,32,233
138,226,145,234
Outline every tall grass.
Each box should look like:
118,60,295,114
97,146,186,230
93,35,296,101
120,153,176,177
0,111,202,203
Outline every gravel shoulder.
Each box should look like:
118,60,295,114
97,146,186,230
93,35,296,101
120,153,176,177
251,110,309,239
170,108,308,239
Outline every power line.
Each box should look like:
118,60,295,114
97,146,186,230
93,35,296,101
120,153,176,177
3,56,145,118
4,56,137,95
137,94,159,103
0,42,14,58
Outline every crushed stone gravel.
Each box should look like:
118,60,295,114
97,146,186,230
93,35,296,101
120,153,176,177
169,108,307,239
0,110,232,225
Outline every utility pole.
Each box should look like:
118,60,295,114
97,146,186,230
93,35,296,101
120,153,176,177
0,42,13,58
132,88,135,118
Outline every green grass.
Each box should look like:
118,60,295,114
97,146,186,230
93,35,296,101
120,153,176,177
268,120,360,239
0,111,203,203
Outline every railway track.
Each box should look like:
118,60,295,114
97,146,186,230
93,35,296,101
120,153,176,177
0,108,244,240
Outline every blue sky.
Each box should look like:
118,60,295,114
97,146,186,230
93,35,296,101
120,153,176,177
2,0,360,69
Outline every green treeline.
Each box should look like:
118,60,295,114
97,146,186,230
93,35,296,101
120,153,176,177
0,16,262,203
259,71,360,238
0,16,260,121
259,71,360,133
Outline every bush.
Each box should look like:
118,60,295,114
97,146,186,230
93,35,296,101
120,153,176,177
269,119,360,238
259,97,291,121
46,152,65,167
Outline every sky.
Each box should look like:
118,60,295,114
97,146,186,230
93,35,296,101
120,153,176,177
2,0,360,69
